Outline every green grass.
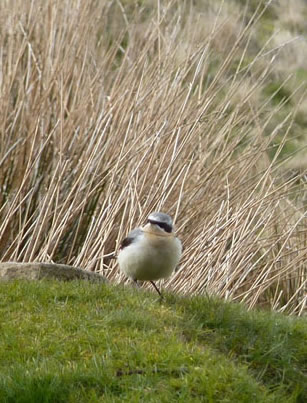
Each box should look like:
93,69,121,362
0,280,306,402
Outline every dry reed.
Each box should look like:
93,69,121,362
0,0,306,315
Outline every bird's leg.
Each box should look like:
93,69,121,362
150,281,163,298
133,279,139,287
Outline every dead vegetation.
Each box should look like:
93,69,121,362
0,0,306,315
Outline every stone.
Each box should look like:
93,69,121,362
0,262,107,282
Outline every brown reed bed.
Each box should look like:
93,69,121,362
0,0,306,315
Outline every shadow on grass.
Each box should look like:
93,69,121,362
169,294,307,402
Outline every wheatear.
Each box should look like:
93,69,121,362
118,212,182,297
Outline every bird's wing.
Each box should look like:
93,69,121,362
119,228,143,250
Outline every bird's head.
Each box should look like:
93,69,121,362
142,212,174,235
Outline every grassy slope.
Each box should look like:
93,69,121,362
0,280,306,402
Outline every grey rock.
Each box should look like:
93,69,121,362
0,262,107,282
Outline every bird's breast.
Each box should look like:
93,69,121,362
118,232,182,281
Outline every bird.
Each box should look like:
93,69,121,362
118,212,182,297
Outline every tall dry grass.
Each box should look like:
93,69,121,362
0,0,306,315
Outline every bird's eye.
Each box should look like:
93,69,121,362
148,219,172,233
157,222,172,233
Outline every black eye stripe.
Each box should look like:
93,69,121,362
148,219,172,233
157,222,172,233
